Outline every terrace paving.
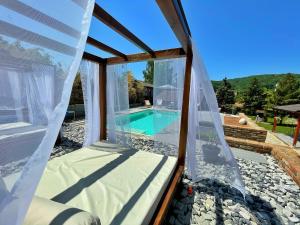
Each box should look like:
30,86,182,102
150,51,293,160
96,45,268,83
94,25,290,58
231,148,267,164
274,132,300,149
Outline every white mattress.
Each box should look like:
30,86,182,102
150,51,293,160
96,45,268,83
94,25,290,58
34,141,177,225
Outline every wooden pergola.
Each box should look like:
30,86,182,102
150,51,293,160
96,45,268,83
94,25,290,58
0,0,197,223
82,1,193,224
272,104,300,146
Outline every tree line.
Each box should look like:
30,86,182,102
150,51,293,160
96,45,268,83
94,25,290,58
215,74,300,115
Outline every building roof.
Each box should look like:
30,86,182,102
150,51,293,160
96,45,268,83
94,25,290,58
273,104,300,115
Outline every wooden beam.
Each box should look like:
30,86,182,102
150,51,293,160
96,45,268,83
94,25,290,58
178,46,193,166
152,165,184,225
272,110,277,132
156,0,191,52
87,36,127,59
107,48,185,65
93,3,155,57
82,52,106,64
99,62,107,140
293,117,300,146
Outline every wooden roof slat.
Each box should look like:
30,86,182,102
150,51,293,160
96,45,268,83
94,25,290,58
87,36,127,60
93,3,155,57
1,0,81,38
83,52,106,64
156,0,191,52
0,20,76,56
106,48,185,65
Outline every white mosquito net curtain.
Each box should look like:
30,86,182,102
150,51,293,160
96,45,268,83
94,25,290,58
106,63,132,146
153,58,185,157
79,60,100,146
0,0,95,224
186,41,245,195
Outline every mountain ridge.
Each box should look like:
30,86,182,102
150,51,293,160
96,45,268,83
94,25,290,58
212,73,300,94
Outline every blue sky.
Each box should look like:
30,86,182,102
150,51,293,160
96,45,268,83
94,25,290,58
86,0,300,81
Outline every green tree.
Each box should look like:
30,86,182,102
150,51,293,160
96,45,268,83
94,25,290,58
0,37,53,65
275,74,300,105
216,77,235,112
243,78,265,115
127,71,137,104
69,73,83,104
127,71,144,104
143,61,154,84
263,88,276,111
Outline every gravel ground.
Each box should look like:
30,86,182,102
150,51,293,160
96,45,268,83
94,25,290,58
52,120,300,225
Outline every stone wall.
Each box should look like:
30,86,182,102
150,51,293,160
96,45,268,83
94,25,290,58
224,124,267,142
225,136,272,153
272,146,300,187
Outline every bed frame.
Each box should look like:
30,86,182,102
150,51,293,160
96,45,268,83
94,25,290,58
82,1,193,224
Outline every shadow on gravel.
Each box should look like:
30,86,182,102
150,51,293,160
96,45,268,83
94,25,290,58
165,178,284,225
59,136,82,148
52,137,83,158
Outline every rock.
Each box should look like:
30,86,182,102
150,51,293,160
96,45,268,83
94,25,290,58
256,212,270,222
203,213,213,221
224,220,232,225
240,209,251,220
169,216,175,225
277,197,284,204
174,219,181,225
292,209,300,217
181,189,188,197
223,209,231,215
283,207,293,217
288,215,300,223
246,195,254,205
223,199,233,206
239,118,247,125
195,216,210,225
205,199,214,210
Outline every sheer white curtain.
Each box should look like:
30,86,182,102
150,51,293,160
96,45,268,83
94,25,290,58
0,1,95,224
153,58,186,156
7,71,24,122
24,64,55,125
106,63,131,146
79,59,100,146
186,41,245,195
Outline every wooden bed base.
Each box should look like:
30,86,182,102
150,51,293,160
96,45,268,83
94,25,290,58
151,165,184,225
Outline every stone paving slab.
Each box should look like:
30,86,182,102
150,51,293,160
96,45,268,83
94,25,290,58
275,132,300,148
231,147,268,164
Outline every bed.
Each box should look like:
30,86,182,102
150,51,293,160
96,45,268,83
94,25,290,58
26,141,177,225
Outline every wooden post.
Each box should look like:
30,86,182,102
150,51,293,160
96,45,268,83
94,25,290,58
293,116,300,146
178,45,193,166
99,62,107,140
272,110,277,132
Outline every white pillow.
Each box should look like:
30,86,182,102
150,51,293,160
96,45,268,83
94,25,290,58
23,196,101,225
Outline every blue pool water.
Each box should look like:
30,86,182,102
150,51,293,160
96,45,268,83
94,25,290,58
117,110,179,136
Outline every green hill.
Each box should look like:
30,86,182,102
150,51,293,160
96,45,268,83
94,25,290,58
212,73,300,95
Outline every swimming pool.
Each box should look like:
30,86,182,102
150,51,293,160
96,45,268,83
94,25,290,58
117,109,180,136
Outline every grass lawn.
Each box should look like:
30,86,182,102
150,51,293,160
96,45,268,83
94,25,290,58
248,116,296,136
256,122,295,136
